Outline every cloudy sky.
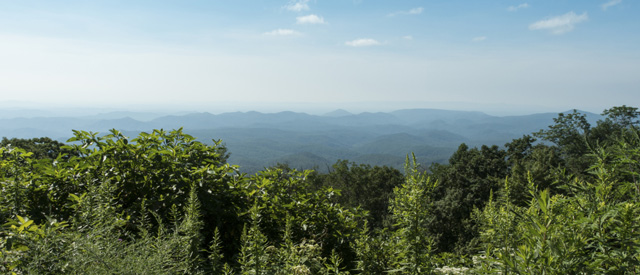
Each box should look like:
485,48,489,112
0,0,638,114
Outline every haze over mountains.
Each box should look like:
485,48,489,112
0,108,602,173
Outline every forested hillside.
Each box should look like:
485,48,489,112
0,106,638,274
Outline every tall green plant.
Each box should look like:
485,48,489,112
238,204,271,275
388,154,438,274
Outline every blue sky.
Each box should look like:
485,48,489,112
0,0,638,114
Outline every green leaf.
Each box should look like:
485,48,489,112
18,219,33,232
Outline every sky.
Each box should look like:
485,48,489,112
0,0,638,115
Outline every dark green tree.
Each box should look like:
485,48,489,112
318,160,404,230
505,135,563,205
535,106,640,179
0,137,77,160
428,144,508,253
602,105,640,128
534,109,593,176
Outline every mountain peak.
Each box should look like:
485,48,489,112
323,109,352,117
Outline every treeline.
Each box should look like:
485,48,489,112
0,106,639,274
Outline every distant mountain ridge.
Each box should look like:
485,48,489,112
0,108,603,173
323,109,352,117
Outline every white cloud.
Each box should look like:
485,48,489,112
408,7,424,14
388,7,423,17
529,12,588,34
263,29,301,36
345,38,381,47
403,35,413,40
296,14,326,24
602,0,622,10
508,3,529,12
284,0,310,12
472,36,487,42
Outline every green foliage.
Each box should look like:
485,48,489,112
352,224,397,274
238,204,271,275
244,167,363,270
534,109,593,176
428,144,507,254
0,137,76,160
209,227,226,274
1,105,639,274
505,135,563,205
0,215,69,274
63,129,243,257
387,154,438,273
1,171,212,274
236,203,350,275
602,105,640,129
0,129,239,273
0,146,34,220
317,160,404,230
476,129,640,274
535,106,640,178
0,145,56,225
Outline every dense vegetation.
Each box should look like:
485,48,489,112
0,106,638,274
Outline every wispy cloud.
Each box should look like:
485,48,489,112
472,36,487,42
403,35,413,40
388,7,423,17
529,12,588,34
602,0,622,10
508,3,529,12
263,29,301,36
345,38,381,47
296,14,326,24
284,0,310,12
408,7,424,14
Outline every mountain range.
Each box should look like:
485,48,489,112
0,108,602,173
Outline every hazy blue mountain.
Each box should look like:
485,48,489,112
0,108,598,173
150,112,218,129
407,129,468,147
391,109,492,125
86,117,151,132
84,111,167,122
323,109,353,117
327,112,400,127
